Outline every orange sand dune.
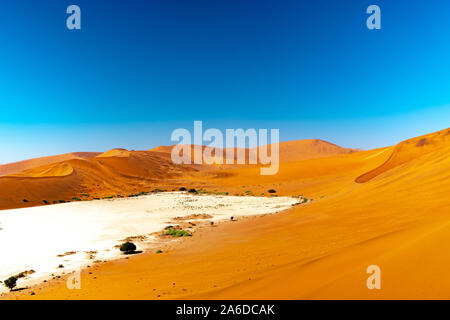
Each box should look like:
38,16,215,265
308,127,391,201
0,149,199,210
6,162,74,178
3,128,450,300
356,128,450,183
96,148,131,158
0,152,100,177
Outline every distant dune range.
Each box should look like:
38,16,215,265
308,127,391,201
0,140,358,210
4,128,450,299
150,139,360,165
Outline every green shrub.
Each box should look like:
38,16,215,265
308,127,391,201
22,199,29,203
81,194,89,197
165,228,177,236
165,228,191,237
119,242,137,254
188,188,197,193
268,189,277,194
72,197,81,201
4,277,17,291
58,200,66,203
43,200,49,204
156,250,163,254
179,187,187,191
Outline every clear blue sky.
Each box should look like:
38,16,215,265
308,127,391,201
1,0,449,164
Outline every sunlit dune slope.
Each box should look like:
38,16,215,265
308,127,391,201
356,128,450,183
7,162,74,178
96,148,131,158
0,152,100,176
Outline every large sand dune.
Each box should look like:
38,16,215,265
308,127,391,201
0,152,100,177
2,129,450,299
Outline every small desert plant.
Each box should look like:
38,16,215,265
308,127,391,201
81,194,89,197
4,276,17,291
179,187,187,191
58,200,66,203
156,250,163,254
176,230,191,237
43,200,49,204
22,199,29,203
188,188,197,193
119,242,137,254
165,228,191,237
72,197,81,201
268,189,277,194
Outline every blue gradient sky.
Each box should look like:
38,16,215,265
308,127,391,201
1,0,449,164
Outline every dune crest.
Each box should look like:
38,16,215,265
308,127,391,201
6,162,74,178
96,148,131,158
356,128,450,183
0,152,100,177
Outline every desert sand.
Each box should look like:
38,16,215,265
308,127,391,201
2,128,450,299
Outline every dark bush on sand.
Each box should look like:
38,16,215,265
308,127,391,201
119,242,137,254
4,277,17,291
